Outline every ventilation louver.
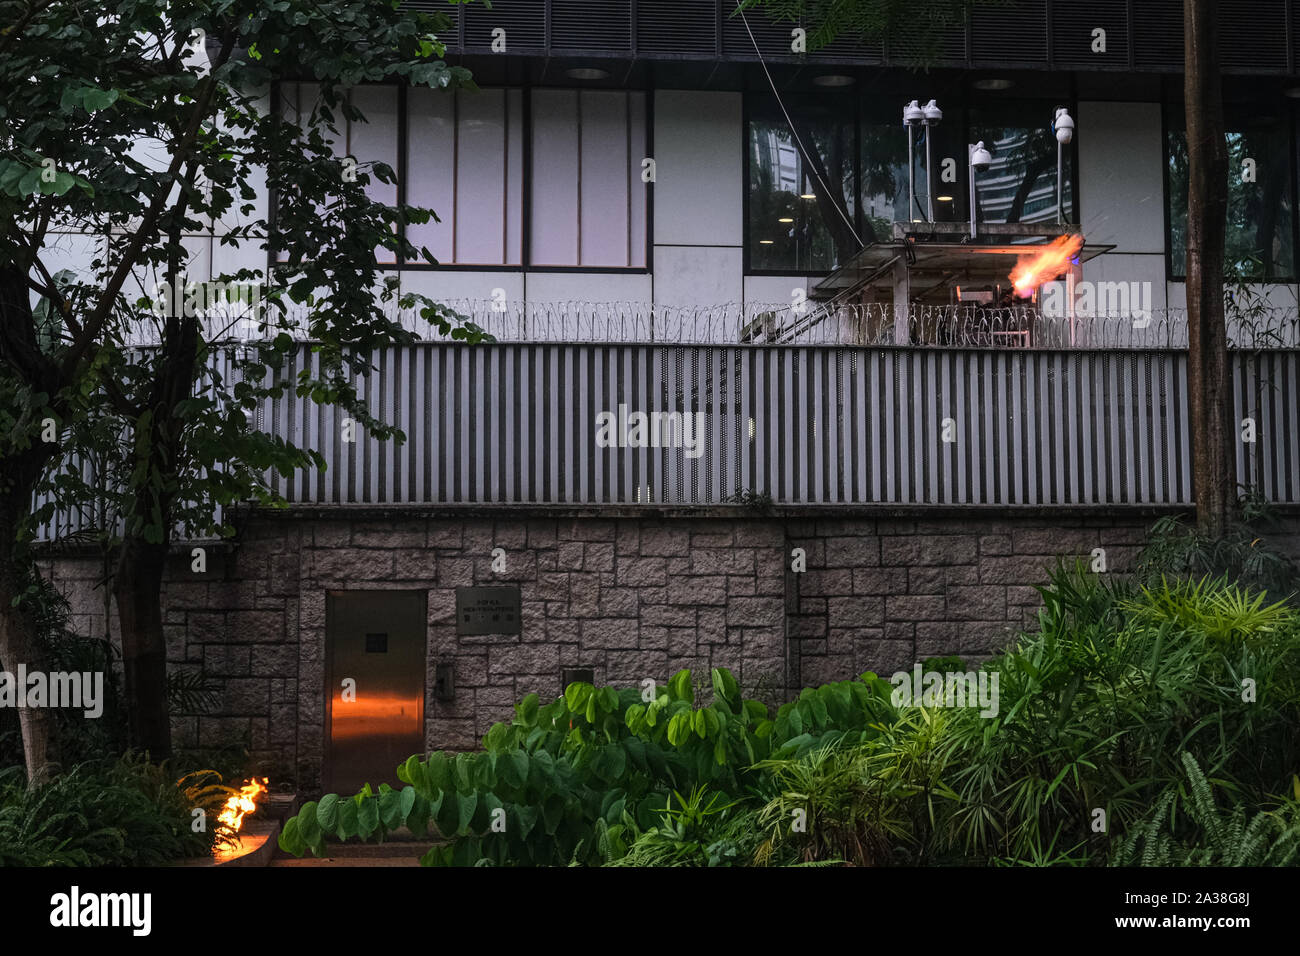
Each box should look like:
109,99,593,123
637,0,718,58
552,0,632,55
1050,0,1128,69
462,0,546,55
971,0,1048,67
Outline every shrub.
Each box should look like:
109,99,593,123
279,560,1300,867
278,667,900,866
0,753,226,867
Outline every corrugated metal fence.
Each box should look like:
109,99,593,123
33,343,1300,541
258,343,1296,508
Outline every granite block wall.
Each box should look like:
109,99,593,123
38,508,1300,792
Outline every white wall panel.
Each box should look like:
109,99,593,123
653,91,742,247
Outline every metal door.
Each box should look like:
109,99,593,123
324,590,426,794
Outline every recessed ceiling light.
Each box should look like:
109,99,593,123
778,217,794,223
565,67,610,81
800,193,816,199
812,74,855,88
936,195,954,202
759,239,775,244
972,78,1014,91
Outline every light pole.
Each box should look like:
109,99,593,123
922,99,942,222
968,141,992,239
1053,107,1074,225
903,100,924,221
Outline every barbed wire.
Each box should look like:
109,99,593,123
127,299,1300,350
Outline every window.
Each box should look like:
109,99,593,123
746,94,1079,274
529,89,648,268
406,87,525,266
968,101,1075,226
277,82,400,264
276,83,649,271
748,94,857,273
1165,107,1295,280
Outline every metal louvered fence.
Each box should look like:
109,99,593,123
33,340,1300,542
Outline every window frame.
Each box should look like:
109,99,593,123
267,81,653,276
1161,99,1299,284
743,88,1082,278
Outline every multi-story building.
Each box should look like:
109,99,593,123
38,0,1300,791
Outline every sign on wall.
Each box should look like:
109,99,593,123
455,586,522,635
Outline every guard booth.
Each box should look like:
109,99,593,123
809,222,1113,347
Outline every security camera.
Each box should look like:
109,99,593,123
969,141,992,172
1054,107,1074,144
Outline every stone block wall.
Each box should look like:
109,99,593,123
38,507,1300,792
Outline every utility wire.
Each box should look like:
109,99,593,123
734,1,865,250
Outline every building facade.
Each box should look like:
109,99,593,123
37,0,1300,792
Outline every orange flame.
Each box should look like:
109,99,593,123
218,777,269,832
1009,234,1084,297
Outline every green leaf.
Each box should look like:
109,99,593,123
711,667,739,704
603,745,627,781
357,796,380,838
499,750,528,790
565,682,590,713
379,788,404,830
669,669,694,704
434,791,459,836
297,800,321,845
337,799,359,841
426,752,451,792
316,793,340,832
456,790,478,836
512,803,539,839
278,816,305,856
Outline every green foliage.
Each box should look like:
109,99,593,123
279,666,899,866
1137,513,1299,602
279,550,1300,868
0,753,219,866
1112,753,1300,866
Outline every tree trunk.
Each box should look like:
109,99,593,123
113,533,172,759
0,451,59,786
0,262,60,784
110,301,199,761
1185,0,1235,537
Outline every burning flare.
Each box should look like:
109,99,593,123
218,777,269,832
1009,234,1084,297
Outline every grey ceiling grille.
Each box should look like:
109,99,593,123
398,0,461,51
389,0,1298,76
886,21,967,66
551,0,632,55
818,32,885,64
637,0,718,57
1218,0,1287,73
722,9,799,59
1131,0,1184,72
1050,0,1128,68
971,0,1048,66
462,0,546,54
